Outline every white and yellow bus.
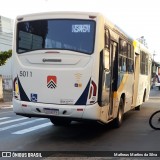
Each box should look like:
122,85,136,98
12,12,152,127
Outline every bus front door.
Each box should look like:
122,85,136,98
108,41,118,118
99,30,118,121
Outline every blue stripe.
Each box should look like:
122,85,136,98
75,79,91,105
18,77,30,102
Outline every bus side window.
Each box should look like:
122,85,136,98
105,28,110,50
119,39,126,72
127,44,134,73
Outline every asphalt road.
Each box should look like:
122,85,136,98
0,87,160,160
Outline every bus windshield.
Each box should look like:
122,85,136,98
17,19,96,54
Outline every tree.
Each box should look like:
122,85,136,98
0,50,12,66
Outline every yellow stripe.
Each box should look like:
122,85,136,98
118,74,129,93
133,40,137,49
113,92,118,98
15,83,19,95
113,74,129,99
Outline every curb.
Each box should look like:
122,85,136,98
149,97,160,99
0,105,13,109
0,102,13,109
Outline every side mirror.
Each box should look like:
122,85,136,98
104,49,110,72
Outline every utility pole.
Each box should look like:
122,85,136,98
153,51,156,74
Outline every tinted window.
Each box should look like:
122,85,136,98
17,19,95,54
140,51,148,75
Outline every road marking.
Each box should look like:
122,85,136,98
0,118,46,132
0,117,10,121
0,117,28,125
12,122,52,134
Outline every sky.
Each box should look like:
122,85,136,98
0,0,160,61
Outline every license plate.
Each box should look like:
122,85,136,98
43,108,59,115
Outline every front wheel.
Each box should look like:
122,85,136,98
113,98,124,128
149,110,160,130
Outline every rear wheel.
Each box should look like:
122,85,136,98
50,117,71,126
113,98,124,128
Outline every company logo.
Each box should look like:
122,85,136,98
74,73,82,88
74,73,82,82
47,76,57,89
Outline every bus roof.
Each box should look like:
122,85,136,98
16,11,102,21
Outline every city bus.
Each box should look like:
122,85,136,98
154,66,160,90
12,12,152,127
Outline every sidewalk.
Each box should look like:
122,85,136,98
0,101,13,109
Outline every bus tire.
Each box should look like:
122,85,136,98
113,98,124,128
50,117,71,126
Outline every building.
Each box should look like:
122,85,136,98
0,15,13,76
0,16,13,94
0,16,13,51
